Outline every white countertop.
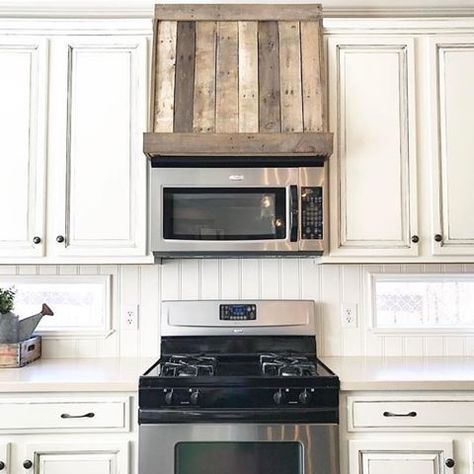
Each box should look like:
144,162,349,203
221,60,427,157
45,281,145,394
0,357,155,392
322,356,474,391
1,356,474,393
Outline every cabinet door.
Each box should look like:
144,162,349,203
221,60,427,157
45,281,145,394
0,443,10,474
24,442,128,474
328,36,418,257
349,440,453,474
0,37,47,257
48,36,147,257
429,36,474,256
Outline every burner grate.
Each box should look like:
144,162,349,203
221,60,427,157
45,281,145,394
260,353,317,377
160,354,217,377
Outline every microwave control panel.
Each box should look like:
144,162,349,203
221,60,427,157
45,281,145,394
220,304,257,321
301,187,323,240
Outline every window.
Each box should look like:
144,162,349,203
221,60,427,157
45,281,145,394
370,273,474,332
0,275,111,337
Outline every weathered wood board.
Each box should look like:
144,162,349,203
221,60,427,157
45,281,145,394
148,4,331,157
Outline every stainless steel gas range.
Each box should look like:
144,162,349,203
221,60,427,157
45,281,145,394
138,300,340,474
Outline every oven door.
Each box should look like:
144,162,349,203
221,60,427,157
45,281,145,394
150,168,299,256
139,423,338,474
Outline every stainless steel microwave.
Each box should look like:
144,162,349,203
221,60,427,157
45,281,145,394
150,167,327,258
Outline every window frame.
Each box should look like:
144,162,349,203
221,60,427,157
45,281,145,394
368,272,474,335
0,274,112,338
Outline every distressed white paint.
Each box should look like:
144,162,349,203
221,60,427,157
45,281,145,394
328,36,418,257
0,37,48,257
2,262,474,359
48,36,148,258
430,37,474,256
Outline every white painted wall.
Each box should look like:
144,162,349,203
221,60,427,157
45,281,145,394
1,262,473,358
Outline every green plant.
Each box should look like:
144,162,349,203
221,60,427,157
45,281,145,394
0,287,15,314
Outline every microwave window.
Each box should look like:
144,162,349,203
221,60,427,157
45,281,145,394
163,188,287,240
175,441,302,474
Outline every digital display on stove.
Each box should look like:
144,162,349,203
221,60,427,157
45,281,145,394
219,304,256,321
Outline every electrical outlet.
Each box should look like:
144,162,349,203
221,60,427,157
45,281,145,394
341,303,358,328
124,305,139,330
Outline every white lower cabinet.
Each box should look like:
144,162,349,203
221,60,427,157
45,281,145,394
349,440,454,474
23,442,128,474
0,393,135,474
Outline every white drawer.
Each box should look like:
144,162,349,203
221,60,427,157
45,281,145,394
350,399,474,430
0,398,128,432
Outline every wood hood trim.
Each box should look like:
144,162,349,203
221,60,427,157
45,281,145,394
144,131,333,157
145,4,332,163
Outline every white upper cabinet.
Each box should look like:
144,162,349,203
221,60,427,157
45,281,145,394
429,36,474,256
48,36,148,257
328,36,418,257
0,36,48,257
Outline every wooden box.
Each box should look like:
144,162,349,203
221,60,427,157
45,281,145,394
0,336,41,368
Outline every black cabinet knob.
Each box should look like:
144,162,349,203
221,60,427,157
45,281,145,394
32,236,41,244
411,235,419,243
56,235,65,243
445,458,455,468
0,461,5,470
434,234,443,242
23,460,33,469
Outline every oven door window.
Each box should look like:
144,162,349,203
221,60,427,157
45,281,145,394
163,188,287,240
175,441,302,474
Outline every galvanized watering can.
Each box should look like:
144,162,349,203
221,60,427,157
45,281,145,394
0,304,54,343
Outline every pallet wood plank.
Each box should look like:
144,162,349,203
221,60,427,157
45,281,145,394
144,132,333,156
215,21,239,133
301,20,323,132
154,4,322,21
174,21,196,132
258,21,281,132
278,21,303,132
193,21,217,132
238,21,259,133
318,17,328,131
153,20,177,132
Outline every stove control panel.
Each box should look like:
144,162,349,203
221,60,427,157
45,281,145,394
220,304,256,321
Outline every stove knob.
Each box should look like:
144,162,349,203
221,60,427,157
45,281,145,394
164,390,174,405
190,390,200,405
299,389,311,405
273,390,285,405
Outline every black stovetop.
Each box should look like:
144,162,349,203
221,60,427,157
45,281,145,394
139,336,339,424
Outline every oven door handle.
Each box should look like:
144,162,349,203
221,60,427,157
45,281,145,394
289,185,299,242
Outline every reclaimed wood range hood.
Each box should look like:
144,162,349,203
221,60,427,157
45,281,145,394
144,3,333,166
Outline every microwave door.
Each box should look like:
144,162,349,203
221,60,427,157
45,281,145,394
151,168,300,255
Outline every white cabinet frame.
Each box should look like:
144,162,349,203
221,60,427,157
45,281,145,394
328,36,419,257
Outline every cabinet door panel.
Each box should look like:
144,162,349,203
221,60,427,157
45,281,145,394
349,440,452,474
0,443,9,474
25,442,128,474
328,37,418,257
0,37,47,257
48,36,147,257
430,37,474,255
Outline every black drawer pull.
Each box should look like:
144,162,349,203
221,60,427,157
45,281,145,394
383,411,417,417
61,412,95,419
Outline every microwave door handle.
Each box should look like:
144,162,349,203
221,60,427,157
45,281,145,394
289,185,299,242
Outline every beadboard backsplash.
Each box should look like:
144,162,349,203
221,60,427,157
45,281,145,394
1,261,473,358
